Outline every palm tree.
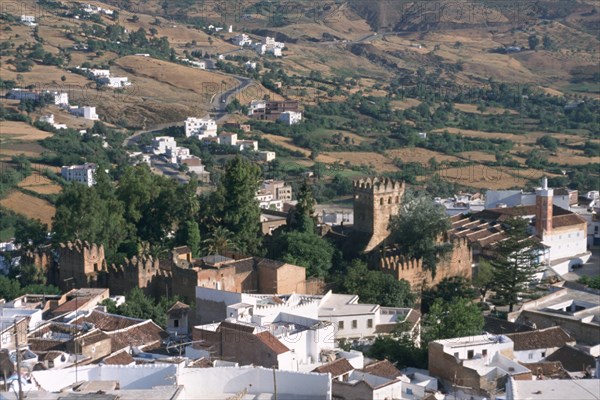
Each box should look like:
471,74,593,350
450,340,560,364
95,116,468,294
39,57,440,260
203,226,237,255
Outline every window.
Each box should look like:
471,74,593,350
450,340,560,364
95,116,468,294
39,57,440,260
482,349,487,357
467,350,474,359
528,353,533,360
352,320,357,329
541,352,546,358
174,319,179,328
380,198,384,205
406,388,413,395
338,321,344,330
367,319,373,328
454,352,459,358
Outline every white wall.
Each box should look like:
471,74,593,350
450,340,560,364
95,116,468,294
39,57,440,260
324,313,377,340
177,366,331,399
543,227,587,262
513,347,561,363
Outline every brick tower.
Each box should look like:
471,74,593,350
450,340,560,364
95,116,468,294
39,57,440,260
353,177,405,252
535,176,553,238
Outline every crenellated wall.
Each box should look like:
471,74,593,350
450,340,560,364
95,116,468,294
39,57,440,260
379,236,472,291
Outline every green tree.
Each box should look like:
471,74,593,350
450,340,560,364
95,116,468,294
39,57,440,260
473,259,494,300
528,35,539,50
422,298,484,343
176,220,201,257
287,180,316,233
53,170,130,262
271,231,334,278
203,226,237,255
542,34,554,50
103,287,176,328
14,219,47,251
368,335,428,369
489,218,542,311
342,260,414,307
536,135,559,152
421,276,477,314
212,156,262,254
389,190,452,276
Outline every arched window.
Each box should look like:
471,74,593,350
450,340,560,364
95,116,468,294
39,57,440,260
380,198,384,205
396,196,399,203
388,197,392,204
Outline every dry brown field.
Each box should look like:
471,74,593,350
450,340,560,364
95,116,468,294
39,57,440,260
0,191,56,226
386,148,461,165
0,122,53,141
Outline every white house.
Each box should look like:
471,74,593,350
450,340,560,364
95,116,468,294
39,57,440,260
506,378,600,400
98,76,131,88
258,151,276,162
236,139,258,152
218,132,237,146
7,89,68,106
278,111,302,125
70,106,99,120
255,37,284,57
87,69,111,78
61,163,97,187
151,136,178,155
188,60,206,69
20,15,37,26
244,61,257,70
165,146,191,164
232,33,252,46
40,114,68,130
248,99,266,115
185,117,218,139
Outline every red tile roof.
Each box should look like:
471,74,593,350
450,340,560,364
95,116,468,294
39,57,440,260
507,327,575,351
73,310,142,331
102,350,134,365
545,345,596,373
360,360,402,379
108,320,169,352
312,358,354,377
255,331,289,355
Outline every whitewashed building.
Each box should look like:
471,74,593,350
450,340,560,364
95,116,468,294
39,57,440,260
20,15,37,26
40,114,68,130
61,163,97,186
185,117,218,139
70,106,98,120
151,136,178,155
278,111,302,125
232,33,252,46
98,76,131,88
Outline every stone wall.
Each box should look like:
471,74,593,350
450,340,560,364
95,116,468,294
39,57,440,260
379,237,472,291
353,177,405,252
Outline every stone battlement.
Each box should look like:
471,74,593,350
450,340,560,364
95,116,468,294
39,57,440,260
353,177,405,194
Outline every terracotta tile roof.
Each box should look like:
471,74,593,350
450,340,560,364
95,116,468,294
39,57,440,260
79,329,111,345
255,258,286,269
545,345,596,373
552,213,586,228
167,301,190,313
28,339,67,352
360,360,401,379
522,361,570,379
255,331,289,355
507,326,575,351
73,310,142,331
312,358,354,377
108,320,169,352
50,297,92,316
102,350,134,365
484,316,535,335
374,324,397,334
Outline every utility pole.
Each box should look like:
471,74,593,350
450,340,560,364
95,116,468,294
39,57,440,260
13,319,23,400
272,366,277,400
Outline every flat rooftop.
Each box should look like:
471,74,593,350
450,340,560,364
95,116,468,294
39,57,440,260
510,379,600,400
318,293,379,317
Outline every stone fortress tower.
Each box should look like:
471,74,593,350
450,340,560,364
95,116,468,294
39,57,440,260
353,177,406,252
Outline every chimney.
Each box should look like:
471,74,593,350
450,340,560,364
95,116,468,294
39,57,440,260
535,176,553,237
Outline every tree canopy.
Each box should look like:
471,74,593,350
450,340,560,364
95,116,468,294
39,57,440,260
489,218,542,311
422,297,484,343
389,190,452,275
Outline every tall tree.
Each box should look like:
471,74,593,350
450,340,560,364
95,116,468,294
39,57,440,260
212,157,262,255
422,298,484,343
421,276,477,314
176,220,201,258
270,231,334,278
203,226,237,255
342,260,414,307
287,179,316,233
489,218,542,312
473,259,494,300
53,170,129,262
389,190,452,276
